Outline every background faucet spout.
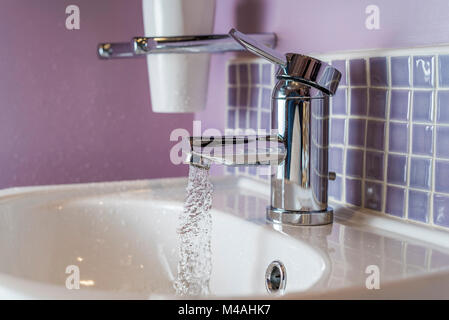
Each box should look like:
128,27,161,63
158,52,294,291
186,135,286,168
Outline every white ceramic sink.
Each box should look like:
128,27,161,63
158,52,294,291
0,177,327,299
0,176,449,299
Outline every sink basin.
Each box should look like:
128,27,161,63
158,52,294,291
1,176,449,299
0,177,327,299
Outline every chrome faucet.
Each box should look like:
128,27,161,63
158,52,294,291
188,29,341,226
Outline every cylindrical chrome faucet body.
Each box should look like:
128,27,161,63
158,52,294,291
228,30,341,225
268,78,333,225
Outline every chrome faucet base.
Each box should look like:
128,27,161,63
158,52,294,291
267,207,333,226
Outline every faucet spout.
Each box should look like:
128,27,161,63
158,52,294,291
186,135,286,169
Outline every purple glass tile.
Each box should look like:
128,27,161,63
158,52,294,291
364,181,383,211
350,88,367,116
239,64,249,85
346,178,362,206
238,109,247,129
349,59,366,86
228,87,237,106
331,118,346,145
332,60,346,86
332,88,347,115
439,55,449,87
228,64,237,84
329,176,342,201
434,194,449,227
412,91,433,122
369,57,388,86
365,151,384,181
262,63,272,85
238,166,246,173
412,124,434,156
413,56,435,88
248,166,257,176
348,119,365,147
410,157,432,190
250,63,259,84
249,110,258,130
437,91,449,123
329,146,344,174
435,160,449,193
389,122,409,153
391,56,410,87
436,126,449,158
390,90,410,121
238,86,249,107
250,87,259,108
368,88,387,119
387,154,408,185
227,109,236,129
260,111,270,130
385,186,406,217
261,88,271,110
408,190,429,222
366,120,385,150
346,148,364,178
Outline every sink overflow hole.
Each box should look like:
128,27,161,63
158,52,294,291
265,260,286,295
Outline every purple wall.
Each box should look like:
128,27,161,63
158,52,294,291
0,0,192,188
212,0,449,54
201,0,449,126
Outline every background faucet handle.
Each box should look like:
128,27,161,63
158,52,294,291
229,28,287,67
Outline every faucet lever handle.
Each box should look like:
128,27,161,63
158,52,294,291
229,28,341,95
229,28,287,67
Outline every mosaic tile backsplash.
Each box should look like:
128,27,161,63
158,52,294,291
225,49,449,230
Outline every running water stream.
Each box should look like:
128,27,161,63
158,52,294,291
173,164,213,296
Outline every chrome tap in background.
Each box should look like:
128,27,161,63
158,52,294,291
188,29,341,226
